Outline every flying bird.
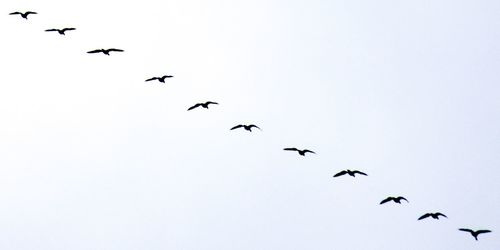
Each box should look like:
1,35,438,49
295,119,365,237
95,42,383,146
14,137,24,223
87,48,124,55
188,101,218,111
418,212,447,220
333,169,367,177
145,75,173,83
459,228,492,240
283,148,315,156
380,196,408,204
230,124,261,132
45,28,76,35
9,11,37,19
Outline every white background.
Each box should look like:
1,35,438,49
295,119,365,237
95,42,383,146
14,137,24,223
1,0,499,249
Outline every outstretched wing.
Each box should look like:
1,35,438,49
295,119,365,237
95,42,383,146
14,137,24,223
380,197,393,204
476,230,492,235
333,170,347,177
230,125,244,130
352,170,367,176
25,11,37,15
206,101,218,105
45,29,58,32
303,150,316,154
188,103,201,111
399,197,409,203
418,213,431,220
62,27,76,32
87,49,103,54
459,228,474,233
145,77,159,82
436,213,447,218
249,124,261,130
283,148,299,152
108,48,124,52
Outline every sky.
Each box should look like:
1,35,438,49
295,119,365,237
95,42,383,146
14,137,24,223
0,0,499,249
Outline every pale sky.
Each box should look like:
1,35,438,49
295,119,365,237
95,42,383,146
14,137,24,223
0,0,499,249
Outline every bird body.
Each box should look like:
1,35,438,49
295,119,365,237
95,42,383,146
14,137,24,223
231,124,261,132
9,11,37,19
283,148,315,156
418,212,447,220
145,75,174,83
333,169,367,177
87,48,124,55
459,228,492,240
188,101,218,111
45,28,76,35
380,196,408,204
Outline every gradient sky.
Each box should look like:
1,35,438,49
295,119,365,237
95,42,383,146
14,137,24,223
1,0,499,249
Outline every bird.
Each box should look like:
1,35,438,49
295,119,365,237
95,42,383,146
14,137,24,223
333,169,367,177
418,212,447,220
380,196,408,204
145,75,173,83
87,48,124,55
188,101,218,111
9,11,37,19
45,28,76,35
230,124,261,132
459,228,492,241
283,148,315,156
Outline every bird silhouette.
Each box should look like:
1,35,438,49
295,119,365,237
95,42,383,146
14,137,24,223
459,228,492,240
9,11,37,19
283,148,315,156
230,124,261,132
418,212,447,220
333,169,367,177
45,28,76,35
87,48,124,55
145,75,173,83
380,196,408,204
188,101,218,111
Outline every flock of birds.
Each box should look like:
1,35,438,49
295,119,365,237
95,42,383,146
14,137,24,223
9,10,494,243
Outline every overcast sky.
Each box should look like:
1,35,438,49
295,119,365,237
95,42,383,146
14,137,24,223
1,0,499,249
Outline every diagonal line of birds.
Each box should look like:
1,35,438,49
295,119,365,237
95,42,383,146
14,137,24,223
8,10,494,243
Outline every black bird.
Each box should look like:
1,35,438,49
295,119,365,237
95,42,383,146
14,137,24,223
9,11,37,19
380,196,408,204
188,101,218,111
333,169,367,177
230,124,261,132
283,148,315,156
459,228,492,241
87,48,124,55
418,212,447,220
45,28,76,35
145,75,173,83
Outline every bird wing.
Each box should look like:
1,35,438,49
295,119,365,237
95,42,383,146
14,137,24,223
45,29,58,32
145,77,159,82
333,170,348,177
476,230,492,234
9,12,22,15
459,228,474,233
303,150,316,154
62,28,76,32
283,148,299,151
230,125,244,130
108,48,124,52
397,196,409,202
26,11,37,15
436,213,447,218
380,197,393,204
352,170,367,176
249,124,261,130
187,103,201,111
206,101,218,105
418,213,431,220
87,49,103,53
